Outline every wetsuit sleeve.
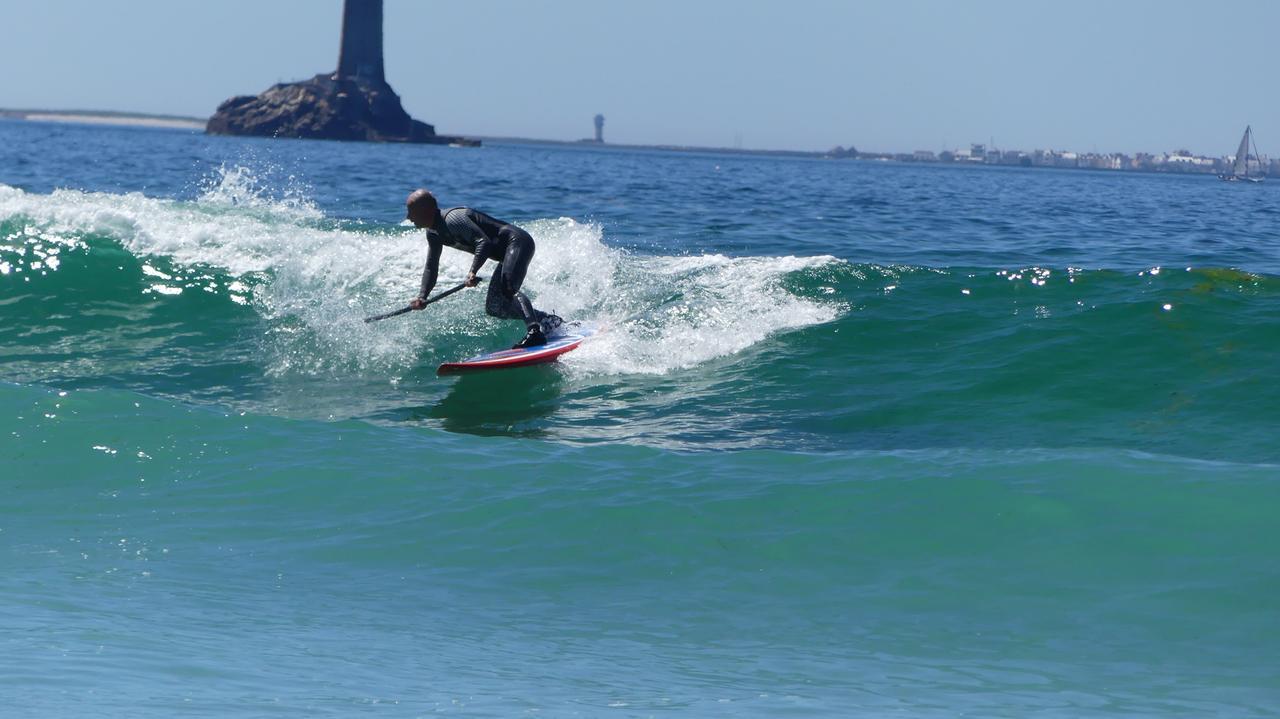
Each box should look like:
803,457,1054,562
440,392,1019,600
468,241,490,277
419,234,443,300
447,211,492,277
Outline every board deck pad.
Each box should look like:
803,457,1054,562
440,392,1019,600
437,323,598,375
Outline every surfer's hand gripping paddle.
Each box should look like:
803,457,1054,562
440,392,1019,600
363,277,485,323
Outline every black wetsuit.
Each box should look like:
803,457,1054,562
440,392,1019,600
419,207,543,327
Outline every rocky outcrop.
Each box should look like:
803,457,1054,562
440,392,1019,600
206,73,456,144
206,0,473,145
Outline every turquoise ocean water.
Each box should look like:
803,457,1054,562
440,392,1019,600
2,119,1278,716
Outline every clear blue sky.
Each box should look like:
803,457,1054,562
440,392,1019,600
3,0,1276,155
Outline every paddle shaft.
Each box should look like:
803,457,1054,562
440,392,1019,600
363,278,483,323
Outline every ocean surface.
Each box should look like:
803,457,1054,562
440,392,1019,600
2,118,1277,717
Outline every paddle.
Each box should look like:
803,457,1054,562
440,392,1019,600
363,277,484,323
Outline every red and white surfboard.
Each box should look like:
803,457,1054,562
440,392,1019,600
437,325,597,375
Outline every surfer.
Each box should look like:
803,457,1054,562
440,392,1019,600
405,189,560,348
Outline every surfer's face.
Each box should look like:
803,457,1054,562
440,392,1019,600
406,197,437,228
407,205,435,228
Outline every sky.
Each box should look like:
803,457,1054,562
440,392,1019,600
2,0,1278,155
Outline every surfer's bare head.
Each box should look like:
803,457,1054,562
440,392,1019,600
406,189,438,228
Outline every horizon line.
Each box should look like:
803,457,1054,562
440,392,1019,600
0,106,1254,161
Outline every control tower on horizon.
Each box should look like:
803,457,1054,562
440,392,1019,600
594,114,605,144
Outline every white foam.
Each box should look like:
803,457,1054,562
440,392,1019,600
565,252,843,376
0,181,845,376
196,163,323,223
519,218,843,375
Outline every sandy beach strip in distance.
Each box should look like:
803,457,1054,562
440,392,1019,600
4,111,205,130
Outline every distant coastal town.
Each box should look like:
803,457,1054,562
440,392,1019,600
828,141,1270,176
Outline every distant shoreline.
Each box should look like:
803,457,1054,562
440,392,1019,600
0,109,821,158
471,137,1248,178
0,108,205,130
472,135,825,159
0,109,1253,178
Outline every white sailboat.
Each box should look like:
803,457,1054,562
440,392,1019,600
1219,125,1265,182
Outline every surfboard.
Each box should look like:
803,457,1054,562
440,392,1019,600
437,323,597,375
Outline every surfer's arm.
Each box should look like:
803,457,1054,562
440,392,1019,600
447,211,492,278
467,247,488,279
418,236,443,301
443,209,492,282
465,228,491,278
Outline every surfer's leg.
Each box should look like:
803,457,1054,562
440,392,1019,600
484,263,520,320
485,231,540,326
503,229,562,332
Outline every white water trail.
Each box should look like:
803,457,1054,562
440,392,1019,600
1,177,846,377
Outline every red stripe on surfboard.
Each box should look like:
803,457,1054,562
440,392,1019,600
437,335,586,374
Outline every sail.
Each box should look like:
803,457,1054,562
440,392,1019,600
1232,126,1251,177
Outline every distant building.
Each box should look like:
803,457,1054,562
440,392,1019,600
1165,150,1213,168
594,114,605,143
1001,150,1028,166
954,144,983,163
1082,154,1123,170
813,136,1227,175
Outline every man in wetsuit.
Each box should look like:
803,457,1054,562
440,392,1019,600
405,189,560,348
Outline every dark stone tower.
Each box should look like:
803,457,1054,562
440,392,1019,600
206,0,472,145
336,0,386,85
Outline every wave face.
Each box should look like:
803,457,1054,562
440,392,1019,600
3,174,1278,457
2,121,1279,716
0,176,844,446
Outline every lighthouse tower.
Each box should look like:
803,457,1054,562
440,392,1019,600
336,0,386,85
207,0,472,144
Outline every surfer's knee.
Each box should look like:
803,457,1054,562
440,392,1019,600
485,292,518,319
